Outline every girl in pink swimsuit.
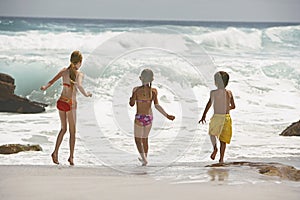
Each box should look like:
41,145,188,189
129,69,175,166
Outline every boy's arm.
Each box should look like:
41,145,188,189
75,72,92,97
199,91,213,124
199,98,212,123
40,68,66,91
228,90,235,110
129,87,138,107
153,89,175,121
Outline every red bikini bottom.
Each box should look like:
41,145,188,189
56,97,73,112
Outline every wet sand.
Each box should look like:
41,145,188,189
0,165,299,200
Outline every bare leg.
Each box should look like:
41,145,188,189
142,138,148,158
52,111,67,164
72,105,77,124
210,135,218,160
135,137,147,165
142,124,152,158
134,137,144,154
219,141,226,163
67,110,76,165
134,124,147,165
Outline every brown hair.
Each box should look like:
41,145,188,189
140,69,154,99
68,51,82,88
214,71,229,89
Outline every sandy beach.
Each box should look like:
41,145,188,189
0,165,299,200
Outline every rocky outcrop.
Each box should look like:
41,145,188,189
0,73,46,113
206,161,300,181
0,144,42,154
280,120,300,136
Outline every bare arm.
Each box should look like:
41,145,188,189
40,68,66,91
199,91,213,124
228,90,236,110
129,87,138,107
153,89,175,121
75,72,92,97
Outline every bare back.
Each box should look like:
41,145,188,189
133,86,158,115
60,68,77,100
211,89,233,114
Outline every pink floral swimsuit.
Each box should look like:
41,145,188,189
135,114,153,126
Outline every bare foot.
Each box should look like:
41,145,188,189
210,148,218,160
142,160,148,166
219,159,224,164
138,157,148,166
68,157,74,166
51,153,59,165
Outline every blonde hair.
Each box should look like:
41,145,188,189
68,51,82,88
140,69,154,99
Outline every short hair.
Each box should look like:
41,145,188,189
214,71,229,88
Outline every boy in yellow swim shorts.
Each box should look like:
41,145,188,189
199,71,236,163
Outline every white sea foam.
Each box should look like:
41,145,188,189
0,31,121,53
192,27,263,50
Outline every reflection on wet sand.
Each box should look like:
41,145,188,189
206,161,300,181
207,168,229,182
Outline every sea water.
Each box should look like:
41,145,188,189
0,17,300,183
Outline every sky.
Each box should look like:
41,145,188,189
0,0,299,22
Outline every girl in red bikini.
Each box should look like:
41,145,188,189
41,51,92,165
129,69,175,166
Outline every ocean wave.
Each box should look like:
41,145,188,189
1,23,299,53
191,27,263,50
1,20,299,108
186,25,300,52
264,25,300,44
0,31,121,52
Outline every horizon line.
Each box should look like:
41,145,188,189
1,15,299,24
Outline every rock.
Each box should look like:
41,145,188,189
206,161,300,181
280,120,300,136
0,73,15,95
0,73,47,113
0,144,42,154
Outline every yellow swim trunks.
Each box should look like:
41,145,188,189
209,114,232,144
